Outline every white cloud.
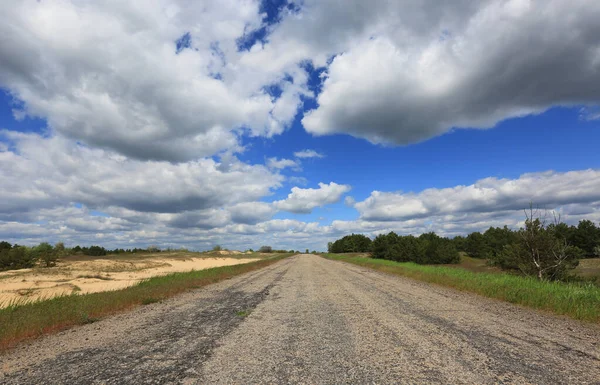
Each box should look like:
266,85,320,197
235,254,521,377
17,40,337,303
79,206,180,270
1,0,600,252
2,0,598,158
266,157,301,171
354,169,600,222
0,0,307,161
294,149,324,159
294,0,600,144
0,131,282,216
344,196,356,207
274,182,351,214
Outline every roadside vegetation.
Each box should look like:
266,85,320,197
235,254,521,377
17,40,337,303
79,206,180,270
323,253,600,322
325,207,600,322
328,207,600,283
0,253,293,351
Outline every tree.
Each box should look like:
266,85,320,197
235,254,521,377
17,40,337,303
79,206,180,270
570,220,600,255
212,245,222,252
0,241,12,253
464,232,489,258
451,235,467,252
418,232,460,264
371,231,459,264
328,234,372,253
259,246,273,253
86,245,107,256
36,242,57,267
497,207,581,280
0,245,36,271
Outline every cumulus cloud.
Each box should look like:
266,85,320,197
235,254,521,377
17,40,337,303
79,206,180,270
298,0,600,144
3,0,598,157
0,131,282,216
274,182,351,214
294,149,324,159
0,0,307,161
354,169,600,221
228,202,277,225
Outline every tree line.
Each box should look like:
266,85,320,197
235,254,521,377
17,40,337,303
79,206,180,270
0,242,67,271
0,242,166,271
327,232,459,264
328,209,600,281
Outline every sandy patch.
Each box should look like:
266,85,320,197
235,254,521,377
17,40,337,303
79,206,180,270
0,257,258,308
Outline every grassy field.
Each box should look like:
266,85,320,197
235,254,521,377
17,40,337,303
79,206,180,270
574,258,600,279
322,253,600,323
0,253,293,352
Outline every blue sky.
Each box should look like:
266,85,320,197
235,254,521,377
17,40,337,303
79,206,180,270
1,0,600,250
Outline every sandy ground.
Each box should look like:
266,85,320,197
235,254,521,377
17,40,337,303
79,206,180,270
1,255,598,384
0,256,258,307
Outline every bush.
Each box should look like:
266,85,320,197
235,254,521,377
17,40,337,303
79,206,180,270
36,242,57,267
418,233,460,264
259,246,272,253
0,246,36,271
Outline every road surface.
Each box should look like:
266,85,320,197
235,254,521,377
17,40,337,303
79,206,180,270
1,254,599,384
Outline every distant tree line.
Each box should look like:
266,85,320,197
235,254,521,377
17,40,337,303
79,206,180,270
257,246,297,253
71,245,161,256
327,209,600,281
327,232,458,264
0,242,165,271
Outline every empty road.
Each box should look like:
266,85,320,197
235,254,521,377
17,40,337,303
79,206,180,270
1,254,599,384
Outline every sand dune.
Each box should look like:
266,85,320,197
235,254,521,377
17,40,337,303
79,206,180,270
0,256,258,307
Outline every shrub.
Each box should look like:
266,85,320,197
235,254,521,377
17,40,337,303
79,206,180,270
259,246,273,253
0,246,37,271
36,243,57,267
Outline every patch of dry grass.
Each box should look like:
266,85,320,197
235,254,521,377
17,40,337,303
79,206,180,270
573,258,600,278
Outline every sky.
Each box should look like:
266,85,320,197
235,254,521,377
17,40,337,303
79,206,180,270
1,0,600,251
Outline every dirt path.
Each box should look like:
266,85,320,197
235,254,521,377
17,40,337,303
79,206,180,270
1,255,599,384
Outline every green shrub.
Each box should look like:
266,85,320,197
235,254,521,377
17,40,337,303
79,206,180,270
0,246,37,271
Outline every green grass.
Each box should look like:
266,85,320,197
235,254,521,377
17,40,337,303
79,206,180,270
236,309,251,317
322,254,600,323
0,254,292,352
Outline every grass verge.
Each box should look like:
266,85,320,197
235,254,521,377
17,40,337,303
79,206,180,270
322,254,600,323
0,254,292,352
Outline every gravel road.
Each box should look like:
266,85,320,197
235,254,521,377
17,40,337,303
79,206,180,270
1,254,599,384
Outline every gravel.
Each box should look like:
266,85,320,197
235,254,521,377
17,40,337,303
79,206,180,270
1,255,599,384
